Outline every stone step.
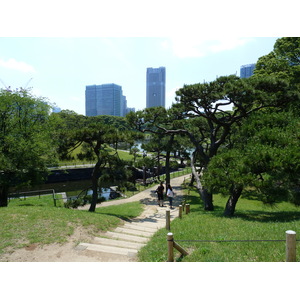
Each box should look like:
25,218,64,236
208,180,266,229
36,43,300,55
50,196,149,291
104,231,150,243
79,243,138,256
114,227,154,237
123,223,157,233
130,220,165,229
93,237,146,250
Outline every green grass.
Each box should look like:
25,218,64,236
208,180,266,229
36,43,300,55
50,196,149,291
0,195,143,256
58,147,139,167
8,194,64,208
138,188,300,262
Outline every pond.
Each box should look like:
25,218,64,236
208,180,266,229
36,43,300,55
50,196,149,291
12,179,121,202
85,187,120,201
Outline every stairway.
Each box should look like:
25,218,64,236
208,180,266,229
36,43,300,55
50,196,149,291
75,207,178,260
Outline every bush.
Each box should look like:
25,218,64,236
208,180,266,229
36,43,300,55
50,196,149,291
64,197,84,208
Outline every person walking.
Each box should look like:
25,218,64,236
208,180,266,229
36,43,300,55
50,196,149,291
156,182,164,207
166,184,174,209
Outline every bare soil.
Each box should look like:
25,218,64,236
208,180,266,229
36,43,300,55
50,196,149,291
0,226,135,262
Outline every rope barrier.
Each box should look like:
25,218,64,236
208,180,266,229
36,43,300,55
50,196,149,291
176,239,300,243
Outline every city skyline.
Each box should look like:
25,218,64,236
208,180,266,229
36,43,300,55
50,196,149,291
0,37,280,115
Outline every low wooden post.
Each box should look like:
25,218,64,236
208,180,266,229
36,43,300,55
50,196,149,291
167,232,174,262
186,204,190,214
286,230,296,262
179,205,183,219
166,210,171,231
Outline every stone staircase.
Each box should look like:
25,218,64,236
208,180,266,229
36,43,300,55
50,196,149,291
74,174,187,261
76,207,178,260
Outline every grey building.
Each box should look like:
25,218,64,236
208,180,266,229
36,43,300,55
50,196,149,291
85,83,127,117
146,67,166,108
240,63,256,78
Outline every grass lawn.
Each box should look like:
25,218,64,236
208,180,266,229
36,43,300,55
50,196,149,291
138,187,300,262
0,195,143,255
58,146,139,167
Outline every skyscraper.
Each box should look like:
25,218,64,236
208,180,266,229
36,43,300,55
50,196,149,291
146,67,166,108
85,83,127,117
240,63,256,78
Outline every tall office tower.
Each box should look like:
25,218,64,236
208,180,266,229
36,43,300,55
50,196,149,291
146,67,166,108
85,83,127,117
240,63,256,78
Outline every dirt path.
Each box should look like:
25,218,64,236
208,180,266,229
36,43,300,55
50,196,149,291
0,175,189,262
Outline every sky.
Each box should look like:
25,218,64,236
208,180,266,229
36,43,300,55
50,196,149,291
0,37,280,115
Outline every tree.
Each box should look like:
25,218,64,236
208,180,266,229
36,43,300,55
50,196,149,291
127,106,188,187
255,37,300,86
203,37,300,216
203,110,300,216
54,113,133,212
0,88,57,207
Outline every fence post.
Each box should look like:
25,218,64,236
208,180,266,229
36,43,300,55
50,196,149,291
166,210,171,231
179,205,183,219
167,232,174,262
286,230,296,262
186,204,190,214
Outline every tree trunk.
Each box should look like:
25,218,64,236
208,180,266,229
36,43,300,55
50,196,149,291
224,185,243,217
165,150,171,186
190,152,214,211
89,161,101,212
143,166,146,185
189,174,195,186
157,151,161,180
165,135,174,186
0,186,9,207
201,189,214,211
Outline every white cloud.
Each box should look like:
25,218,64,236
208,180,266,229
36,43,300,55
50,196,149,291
165,37,253,58
0,58,36,73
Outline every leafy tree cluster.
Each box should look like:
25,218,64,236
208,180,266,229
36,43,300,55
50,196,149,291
53,112,140,212
0,88,57,207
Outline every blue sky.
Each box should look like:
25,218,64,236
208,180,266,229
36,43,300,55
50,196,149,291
0,1,297,116
0,37,279,115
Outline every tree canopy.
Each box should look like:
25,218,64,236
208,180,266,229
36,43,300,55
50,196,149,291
0,88,57,207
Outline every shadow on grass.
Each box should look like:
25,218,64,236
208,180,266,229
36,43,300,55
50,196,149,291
234,210,300,223
185,189,300,223
185,194,224,214
94,212,133,221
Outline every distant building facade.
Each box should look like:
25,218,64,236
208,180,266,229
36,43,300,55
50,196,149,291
240,63,256,78
126,107,135,114
146,67,166,108
85,83,127,117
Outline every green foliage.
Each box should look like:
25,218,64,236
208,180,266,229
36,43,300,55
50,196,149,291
64,197,85,208
203,110,300,210
255,37,300,89
0,88,57,206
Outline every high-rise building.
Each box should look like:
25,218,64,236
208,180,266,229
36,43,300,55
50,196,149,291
240,63,256,78
146,67,166,108
85,83,127,117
